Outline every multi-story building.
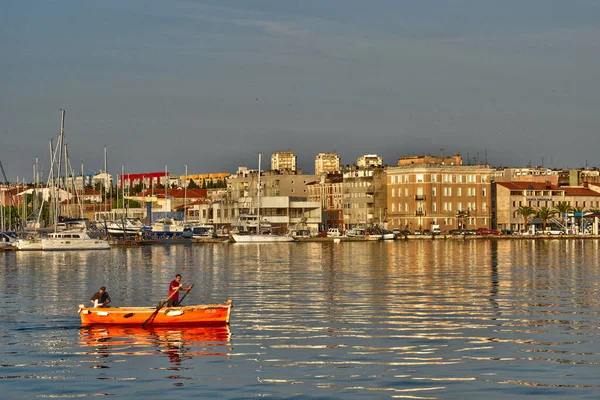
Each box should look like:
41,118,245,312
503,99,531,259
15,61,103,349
315,153,341,175
307,173,344,231
494,167,559,185
271,151,297,172
495,181,600,232
180,173,230,188
119,172,170,190
224,167,321,232
342,167,387,229
557,169,600,186
386,155,494,232
357,154,382,168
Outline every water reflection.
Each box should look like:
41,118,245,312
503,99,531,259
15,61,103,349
79,325,232,366
3,240,600,398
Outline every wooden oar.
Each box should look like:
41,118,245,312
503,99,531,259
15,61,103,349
142,281,186,328
177,284,194,306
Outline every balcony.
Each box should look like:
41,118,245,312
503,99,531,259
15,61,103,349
415,210,426,216
414,195,426,201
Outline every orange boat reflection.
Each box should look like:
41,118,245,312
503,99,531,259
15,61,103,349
79,324,232,360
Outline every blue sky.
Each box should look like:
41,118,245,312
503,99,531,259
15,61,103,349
2,0,600,180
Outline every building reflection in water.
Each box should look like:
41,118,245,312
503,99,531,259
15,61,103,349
79,325,232,367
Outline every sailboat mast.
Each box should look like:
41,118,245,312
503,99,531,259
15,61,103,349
184,164,187,223
104,145,107,214
257,152,261,233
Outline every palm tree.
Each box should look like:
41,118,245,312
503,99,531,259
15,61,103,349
536,206,557,231
571,206,586,233
553,201,571,231
517,205,536,233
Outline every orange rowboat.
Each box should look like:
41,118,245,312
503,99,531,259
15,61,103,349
79,300,232,326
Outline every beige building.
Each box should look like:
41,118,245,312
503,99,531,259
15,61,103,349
306,173,344,231
179,173,230,188
494,167,559,186
357,154,382,168
271,151,297,172
398,154,462,167
315,153,341,175
342,168,387,229
386,155,494,232
224,168,322,232
495,181,600,232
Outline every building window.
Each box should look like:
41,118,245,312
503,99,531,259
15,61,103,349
432,187,437,196
392,188,395,197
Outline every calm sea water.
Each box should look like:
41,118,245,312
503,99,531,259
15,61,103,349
1,239,600,399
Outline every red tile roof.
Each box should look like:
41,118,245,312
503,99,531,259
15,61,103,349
496,182,600,196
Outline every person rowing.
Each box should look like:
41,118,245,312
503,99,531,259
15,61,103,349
167,274,192,307
90,286,111,308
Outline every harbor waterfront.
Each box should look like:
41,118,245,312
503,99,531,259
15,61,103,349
1,240,600,399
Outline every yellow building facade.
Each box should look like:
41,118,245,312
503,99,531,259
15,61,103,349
386,163,494,232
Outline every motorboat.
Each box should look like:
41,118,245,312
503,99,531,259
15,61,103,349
106,218,143,236
143,217,193,238
41,230,110,250
1,232,18,251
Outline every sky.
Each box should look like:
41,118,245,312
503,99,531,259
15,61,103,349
2,0,600,181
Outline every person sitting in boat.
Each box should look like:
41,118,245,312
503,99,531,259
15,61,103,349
90,286,111,308
167,274,192,307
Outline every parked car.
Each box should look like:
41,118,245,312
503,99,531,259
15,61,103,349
422,229,432,235
413,230,423,235
543,229,565,235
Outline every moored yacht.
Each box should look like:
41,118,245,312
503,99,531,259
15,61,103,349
41,230,110,250
106,218,143,236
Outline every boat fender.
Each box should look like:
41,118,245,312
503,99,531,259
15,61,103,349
164,309,184,317
96,311,110,317
123,313,135,318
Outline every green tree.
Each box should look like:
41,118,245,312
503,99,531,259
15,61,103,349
517,205,536,233
536,206,557,231
187,179,199,189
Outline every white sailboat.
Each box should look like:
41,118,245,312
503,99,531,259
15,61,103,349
34,110,110,251
230,153,295,243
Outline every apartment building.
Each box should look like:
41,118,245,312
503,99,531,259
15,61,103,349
356,154,382,168
180,173,230,188
271,151,297,172
342,167,387,229
386,155,494,232
225,168,321,232
306,173,344,231
315,153,341,175
494,167,559,185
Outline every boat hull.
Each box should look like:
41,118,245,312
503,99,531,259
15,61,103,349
231,234,295,243
42,239,110,250
15,239,44,250
79,300,232,326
